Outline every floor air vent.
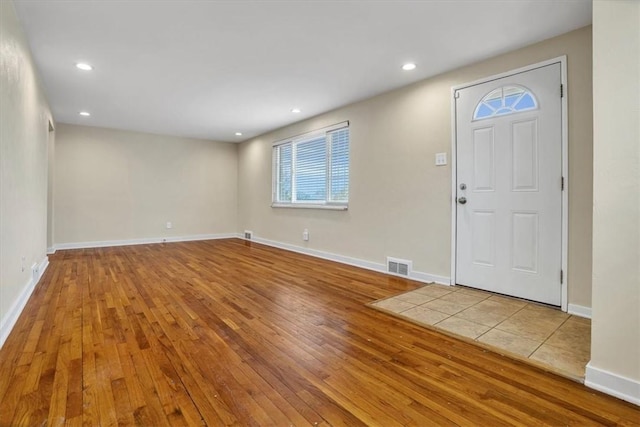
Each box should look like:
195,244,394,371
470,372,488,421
387,257,412,277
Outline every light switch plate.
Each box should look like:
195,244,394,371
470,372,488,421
435,152,447,166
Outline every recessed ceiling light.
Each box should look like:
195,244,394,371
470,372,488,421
291,108,301,113
79,111,91,116
402,63,417,71
76,63,93,71
235,132,242,136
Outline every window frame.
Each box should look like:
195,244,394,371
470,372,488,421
272,121,349,210
472,84,538,121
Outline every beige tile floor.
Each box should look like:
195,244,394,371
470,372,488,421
370,283,591,381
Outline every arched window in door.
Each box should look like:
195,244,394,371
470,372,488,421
473,85,537,120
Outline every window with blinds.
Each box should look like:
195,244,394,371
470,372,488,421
272,122,349,209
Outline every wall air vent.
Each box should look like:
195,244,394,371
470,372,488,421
244,230,253,240
386,257,412,277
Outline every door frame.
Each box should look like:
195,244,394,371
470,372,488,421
449,56,569,311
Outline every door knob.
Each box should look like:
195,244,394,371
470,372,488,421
458,197,467,204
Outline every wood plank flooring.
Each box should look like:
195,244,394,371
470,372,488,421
0,238,638,426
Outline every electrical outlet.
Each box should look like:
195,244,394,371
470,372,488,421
435,152,447,166
31,263,39,282
166,221,172,229
303,229,309,241
21,256,25,272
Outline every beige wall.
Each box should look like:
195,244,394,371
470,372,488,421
47,123,55,251
590,0,640,393
54,124,238,244
238,26,593,307
0,1,52,336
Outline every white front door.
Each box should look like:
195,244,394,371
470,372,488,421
455,63,562,306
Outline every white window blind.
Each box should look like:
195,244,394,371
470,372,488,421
329,128,349,202
277,144,292,202
272,122,349,209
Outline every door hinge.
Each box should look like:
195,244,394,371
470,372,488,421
561,176,565,191
560,84,564,98
560,270,564,284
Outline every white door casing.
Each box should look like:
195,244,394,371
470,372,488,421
454,62,564,306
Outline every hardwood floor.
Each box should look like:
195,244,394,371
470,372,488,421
0,239,638,426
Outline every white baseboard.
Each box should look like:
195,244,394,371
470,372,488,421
411,270,451,286
46,246,56,255
568,303,592,319
585,362,640,406
0,255,49,349
245,234,450,286
54,233,238,251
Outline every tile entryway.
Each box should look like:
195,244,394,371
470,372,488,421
369,284,590,381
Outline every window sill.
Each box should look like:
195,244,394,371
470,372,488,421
271,203,348,211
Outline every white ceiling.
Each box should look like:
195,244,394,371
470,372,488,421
15,0,591,143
